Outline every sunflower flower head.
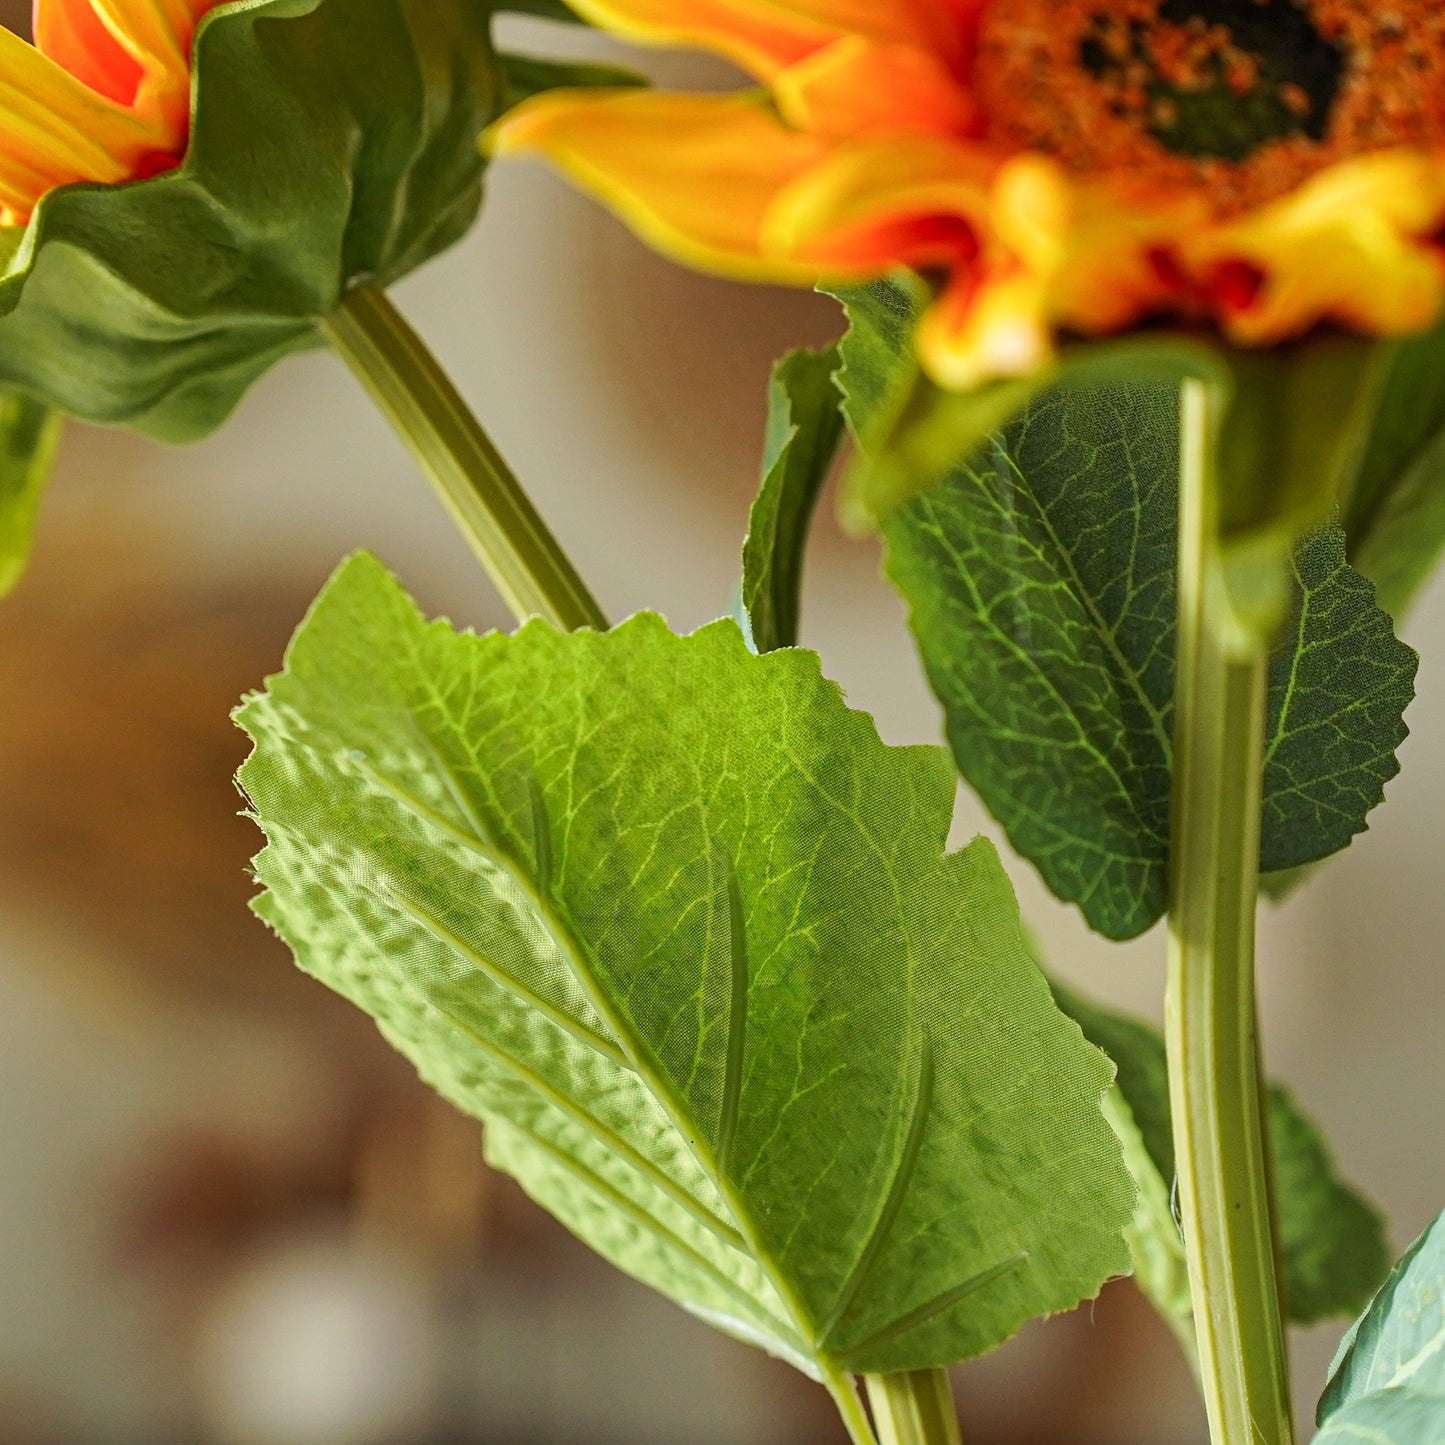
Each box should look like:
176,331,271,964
0,0,513,444
1,0,220,225
493,0,1445,391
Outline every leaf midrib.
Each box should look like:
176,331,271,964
354,730,844,1375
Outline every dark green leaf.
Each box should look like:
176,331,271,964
1316,1212,1445,1443
1260,531,1416,876
238,553,1135,1392
824,278,1231,533
1341,316,1445,623
498,51,644,111
0,392,61,598
1268,1085,1393,1323
1055,986,1391,1329
0,0,501,441
741,344,844,653
840,311,1419,938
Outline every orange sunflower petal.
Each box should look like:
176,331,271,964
562,0,957,80
33,0,144,105
0,24,159,220
491,90,829,282
763,132,1001,272
773,36,977,139
1188,150,1445,344
90,0,203,76
918,265,1055,391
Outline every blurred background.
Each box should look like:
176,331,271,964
2,9,1442,1445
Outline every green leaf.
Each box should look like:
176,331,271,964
238,552,1135,1391
1316,1212,1445,1443
498,51,645,111
1054,986,1390,1330
825,277,1231,533
741,344,844,653
824,276,1045,532
1321,1212,1445,1419
1340,316,1445,623
0,392,62,598
0,0,502,442
1317,1389,1445,1445
868,374,1415,939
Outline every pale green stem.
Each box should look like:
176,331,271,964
863,1370,963,1445
321,285,608,632
1165,381,1293,1445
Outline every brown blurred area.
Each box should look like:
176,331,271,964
0,510,1196,1445
3,6,1441,1444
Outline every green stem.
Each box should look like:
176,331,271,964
321,285,608,632
322,283,890,1445
863,1370,963,1445
1165,381,1293,1445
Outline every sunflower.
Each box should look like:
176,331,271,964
1,0,216,225
493,0,1445,390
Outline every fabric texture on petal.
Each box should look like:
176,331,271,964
491,0,1445,385
1187,151,1445,344
494,89,829,281
0,26,160,221
33,0,144,104
773,36,976,139
562,0,956,79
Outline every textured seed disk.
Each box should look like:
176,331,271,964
973,0,1445,214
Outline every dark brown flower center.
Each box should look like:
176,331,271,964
1078,0,1345,162
973,0,1445,214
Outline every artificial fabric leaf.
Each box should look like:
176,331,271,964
0,392,61,598
825,275,1045,533
0,0,502,442
238,552,1135,1402
826,278,1229,533
1213,337,1386,554
1315,1212,1445,1443
1320,1212,1445,1420
499,52,646,112
1055,986,1390,1329
885,409,1414,939
828,279,1418,940
741,344,844,653
1340,315,1445,623
1317,1390,1445,1445
1058,992,1194,1354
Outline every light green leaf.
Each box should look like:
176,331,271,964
1320,1212,1445,1426
0,392,61,598
1317,1389,1445,1445
238,552,1135,1398
1055,987,1390,1331
741,344,844,653
0,0,501,441
868,374,1415,939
